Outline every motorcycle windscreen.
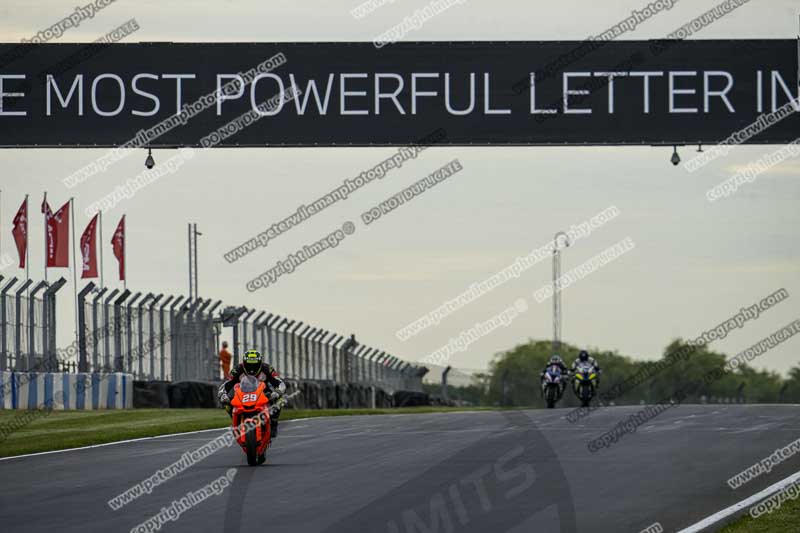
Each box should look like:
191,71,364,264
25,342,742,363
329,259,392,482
239,375,260,393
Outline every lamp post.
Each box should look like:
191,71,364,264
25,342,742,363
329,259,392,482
552,231,570,355
188,223,202,298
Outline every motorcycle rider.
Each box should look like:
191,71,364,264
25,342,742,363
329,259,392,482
571,350,601,389
540,355,569,396
218,349,287,438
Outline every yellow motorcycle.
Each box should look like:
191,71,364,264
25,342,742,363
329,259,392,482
572,362,597,407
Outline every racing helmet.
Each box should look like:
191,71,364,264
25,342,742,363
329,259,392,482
549,355,563,365
243,350,263,375
579,350,589,362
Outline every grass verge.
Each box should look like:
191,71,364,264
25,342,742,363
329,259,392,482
0,406,500,458
720,491,800,532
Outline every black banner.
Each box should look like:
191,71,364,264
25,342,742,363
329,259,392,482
0,40,797,147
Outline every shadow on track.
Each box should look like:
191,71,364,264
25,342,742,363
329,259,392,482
222,411,576,532
320,410,577,533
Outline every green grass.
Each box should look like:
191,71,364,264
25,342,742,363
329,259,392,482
0,406,500,458
720,491,800,532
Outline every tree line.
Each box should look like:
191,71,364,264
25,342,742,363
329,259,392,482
431,339,800,408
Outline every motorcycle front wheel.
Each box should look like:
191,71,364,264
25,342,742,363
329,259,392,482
245,425,259,466
580,385,592,407
546,387,556,408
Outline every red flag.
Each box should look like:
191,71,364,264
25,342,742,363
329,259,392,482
43,200,70,268
111,215,125,280
11,198,28,268
80,214,99,279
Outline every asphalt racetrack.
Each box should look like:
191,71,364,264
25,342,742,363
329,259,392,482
1,405,798,533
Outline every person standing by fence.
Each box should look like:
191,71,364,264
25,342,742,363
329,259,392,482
219,341,232,379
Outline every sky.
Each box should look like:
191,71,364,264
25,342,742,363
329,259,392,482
0,0,799,377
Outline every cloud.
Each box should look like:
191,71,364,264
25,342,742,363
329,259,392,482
335,251,519,281
725,161,800,177
697,261,800,274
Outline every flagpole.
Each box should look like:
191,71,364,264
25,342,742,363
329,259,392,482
25,195,29,295
98,210,104,289
70,198,79,357
43,191,48,283
122,214,127,291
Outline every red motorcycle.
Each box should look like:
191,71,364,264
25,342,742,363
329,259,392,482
230,375,273,466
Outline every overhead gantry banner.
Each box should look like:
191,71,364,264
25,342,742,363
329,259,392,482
0,40,797,147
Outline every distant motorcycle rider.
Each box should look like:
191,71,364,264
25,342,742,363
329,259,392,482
540,355,569,395
218,350,286,438
571,350,601,388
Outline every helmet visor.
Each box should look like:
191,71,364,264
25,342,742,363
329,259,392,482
243,361,261,375
243,352,262,375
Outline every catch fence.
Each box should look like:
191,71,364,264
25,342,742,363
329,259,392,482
0,276,427,393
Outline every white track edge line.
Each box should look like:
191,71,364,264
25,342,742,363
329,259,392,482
676,470,800,533
0,410,486,462
0,418,320,462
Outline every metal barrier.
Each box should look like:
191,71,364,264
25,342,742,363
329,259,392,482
0,277,67,373
76,283,220,381
66,284,429,392
221,306,427,393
